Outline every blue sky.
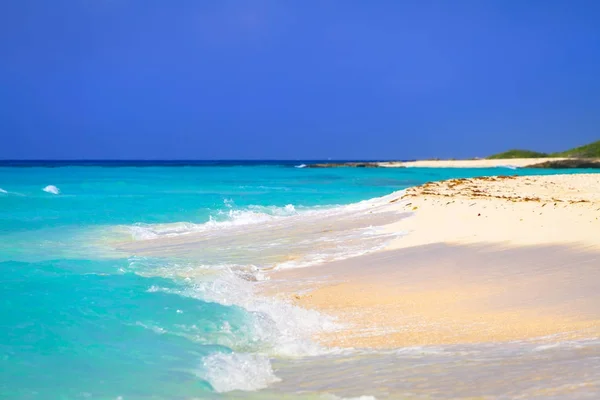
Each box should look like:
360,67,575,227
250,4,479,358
1,1,599,160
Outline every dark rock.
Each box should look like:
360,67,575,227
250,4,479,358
306,162,388,168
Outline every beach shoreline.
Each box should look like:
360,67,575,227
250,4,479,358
378,157,569,168
306,157,600,169
263,173,600,349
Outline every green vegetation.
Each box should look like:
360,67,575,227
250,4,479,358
551,140,600,158
487,149,548,159
487,140,600,159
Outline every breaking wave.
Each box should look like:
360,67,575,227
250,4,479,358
121,191,408,271
127,191,405,242
133,259,336,357
42,185,60,194
128,204,301,240
128,257,338,393
198,352,280,392
114,190,410,393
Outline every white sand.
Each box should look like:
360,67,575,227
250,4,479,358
386,174,600,249
265,173,600,348
378,157,569,168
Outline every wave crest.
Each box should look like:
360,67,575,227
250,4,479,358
135,261,335,356
128,204,300,240
121,191,408,271
42,185,60,195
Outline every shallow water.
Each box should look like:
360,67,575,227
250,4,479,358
268,338,600,399
1,162,598,399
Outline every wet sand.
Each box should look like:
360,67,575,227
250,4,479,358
265,174,600,348
267,243,600,348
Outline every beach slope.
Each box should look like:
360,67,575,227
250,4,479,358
265,174,600,348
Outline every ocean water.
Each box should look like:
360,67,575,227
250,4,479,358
1,162,598,400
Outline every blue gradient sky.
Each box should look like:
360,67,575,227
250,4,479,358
1,1,599,160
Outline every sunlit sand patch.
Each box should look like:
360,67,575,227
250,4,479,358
267,242,600,348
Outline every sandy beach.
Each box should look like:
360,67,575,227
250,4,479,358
265,173,600,348
379,157,569,168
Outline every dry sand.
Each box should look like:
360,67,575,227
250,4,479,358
386,173,600,249
379,157,568,168
265,173,600,348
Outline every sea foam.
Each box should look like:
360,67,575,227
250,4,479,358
198,352,280,392
124,191,408,273
128,204,301,240
127,190,404,242
42,185,60,194
0,188,7,194
119,190,411,393
133,259,336,393
138,262,336,357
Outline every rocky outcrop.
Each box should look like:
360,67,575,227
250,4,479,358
306,162,389,168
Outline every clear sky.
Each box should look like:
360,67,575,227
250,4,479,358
1,1,599,160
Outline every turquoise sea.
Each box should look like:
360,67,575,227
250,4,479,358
1,162,599,400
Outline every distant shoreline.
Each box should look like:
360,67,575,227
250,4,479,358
379,157,563,168
307,157,600,169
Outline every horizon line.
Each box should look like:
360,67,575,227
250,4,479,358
0,158,414,162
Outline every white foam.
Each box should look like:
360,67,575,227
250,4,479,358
180,267,337,356
129,222,204,240
122,190,411,360
134,321,166,335
295,164,307,168
131,258,336,357
123,190,409,278
532,338,599,352
119,191,413,394
127,188,406,243
198,352,280,392
128,204,301,240
246,203,298,216
43,185,60,195
0,188,7,194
